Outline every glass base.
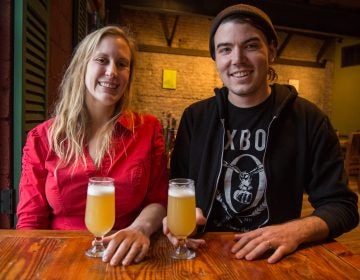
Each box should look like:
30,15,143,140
171,245,196,260
85,238,106,258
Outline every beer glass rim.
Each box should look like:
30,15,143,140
169,178,194,185
89,177,114,184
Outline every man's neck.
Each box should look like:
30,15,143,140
228,85,272,108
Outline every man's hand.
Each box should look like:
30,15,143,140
163,207,207,248
231,216,329,263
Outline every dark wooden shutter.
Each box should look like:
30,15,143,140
23,0,49,132
13,0,49,218
73,0,88,48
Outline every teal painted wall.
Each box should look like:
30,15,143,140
332,37,360,135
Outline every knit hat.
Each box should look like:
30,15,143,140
209,4,278,60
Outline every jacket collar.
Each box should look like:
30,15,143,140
214,87,229,120
116,111,139,133
271,83,298,117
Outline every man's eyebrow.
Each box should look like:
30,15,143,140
216,42,232,50
216,36,262,50
243,37,261,44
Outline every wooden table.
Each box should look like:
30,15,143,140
1,230,359,279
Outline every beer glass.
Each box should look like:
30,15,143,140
85,177,115,258
167,178,196,259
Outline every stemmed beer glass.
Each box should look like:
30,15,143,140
85,177,115,257
167,178,196,259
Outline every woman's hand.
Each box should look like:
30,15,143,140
163,207,207,249
102,203,166,266
102,227,150,266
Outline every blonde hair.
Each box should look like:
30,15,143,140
49,25,137,169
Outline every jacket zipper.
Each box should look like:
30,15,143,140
260,89,291,227
260,114,277,227
202,118,226,232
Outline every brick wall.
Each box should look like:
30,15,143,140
118,9,334,125
131,52,221,123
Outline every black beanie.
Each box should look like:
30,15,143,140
209,4,278,60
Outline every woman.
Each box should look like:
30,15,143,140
16,26,168,266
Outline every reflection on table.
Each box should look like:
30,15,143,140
1,230,359,279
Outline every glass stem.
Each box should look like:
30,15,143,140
176,239,187,255
94,236,104,249
86,236,106,257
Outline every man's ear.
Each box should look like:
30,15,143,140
269,42,277,62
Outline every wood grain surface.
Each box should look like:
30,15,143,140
1,230,359,280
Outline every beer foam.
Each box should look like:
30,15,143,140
87,185,114,196
168,187,194,197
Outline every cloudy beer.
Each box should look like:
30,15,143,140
167,183,196,239
85,184,115,238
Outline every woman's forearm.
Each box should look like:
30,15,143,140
128,203,166,237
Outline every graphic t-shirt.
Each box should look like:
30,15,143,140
208,93,275,232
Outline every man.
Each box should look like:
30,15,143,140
163,4,359,263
